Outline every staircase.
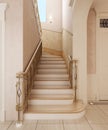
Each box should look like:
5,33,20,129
24,52,85,120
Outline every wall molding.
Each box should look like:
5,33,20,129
0,3,7,121
42,28,62,33
62,28,73,36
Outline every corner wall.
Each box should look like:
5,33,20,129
23,0,40,70
41,0,62,52
0,0,23,120
62,0,73,68
72,0,93,103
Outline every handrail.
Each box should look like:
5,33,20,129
16,40,42,124
17,40,42,76
33,0,42,37
68,55,78,102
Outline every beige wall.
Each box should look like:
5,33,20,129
23,0,40,70
87,9,96,74
0,0,23,120
87,9,97,101
42,0,62,32
87,0,108,101
0,20,2,119
62,29,73,69
41,0,62,52
72,0,93,103
42,29,62,51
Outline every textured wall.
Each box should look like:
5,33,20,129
42,29,62,51
62,29,73,69
87,9,96,74
0,0,23,120
23,0,40,70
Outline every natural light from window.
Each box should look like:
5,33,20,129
38,0,46,22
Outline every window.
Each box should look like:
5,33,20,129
38,0,46,22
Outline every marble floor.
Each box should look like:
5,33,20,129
0,104,108,130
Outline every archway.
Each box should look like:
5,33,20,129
72,0,94,103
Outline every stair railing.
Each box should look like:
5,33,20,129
16,40,42,126
33,0,42,37
68,55,78,102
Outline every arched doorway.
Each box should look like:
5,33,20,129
87,1,108,102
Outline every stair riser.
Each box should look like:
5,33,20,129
28,100,73,105
37,70,67,74
34,86,70,89
34,75,69,81
24,111,85,120
38,65,66,69
40,58,64,61
31,89,73,95
39,61,65,64
34,81,70,86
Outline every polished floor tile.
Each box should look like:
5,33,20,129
0,121,12,130
1,104,108,130
91,124,108,130
63,118,92,130
36,124,63,130
8,120,37,130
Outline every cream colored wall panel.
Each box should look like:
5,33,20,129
23,0,40,70
42,29,62,51
0,0,23,120
0,20,2,119
62,29,72,69
87,9,96,74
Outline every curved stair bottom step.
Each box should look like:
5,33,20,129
24,100,86,120
24,111,85,120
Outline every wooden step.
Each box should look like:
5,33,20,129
37,69,68,74
28,94,73,105
39,60,65,64
24,100,85,120
30,89,73,95
38,64,66,69
34,85,70,89
29,94,73,100
42,55,61,58
34,81,70,87
34,74,69,81
40,57,64,61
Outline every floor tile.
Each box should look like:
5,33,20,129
0,121,12,130
36,124,63,130
8,120,37,130
63,117,92,130
85,109,107,124
37,120,62,124
91,124,108,130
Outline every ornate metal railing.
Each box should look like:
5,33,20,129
16,41,42,124
68,56,78,101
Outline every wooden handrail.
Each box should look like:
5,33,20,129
25,40,42,74
16,40,42,76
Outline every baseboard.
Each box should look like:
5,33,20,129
43,47,62,56
88,100,108,105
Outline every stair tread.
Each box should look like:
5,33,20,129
38,64,66,69
25,100,85,114
29,94,73,100
33,86,70,89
